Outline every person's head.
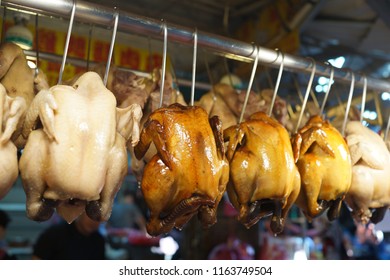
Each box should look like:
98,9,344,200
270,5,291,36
122,188,135,204
74,212,101,236
0,209,11,239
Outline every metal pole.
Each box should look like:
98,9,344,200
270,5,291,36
2,0,390,92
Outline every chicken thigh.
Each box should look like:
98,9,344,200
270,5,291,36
0,83,26,199
224,112,300,234
134,103,229,236
344,121,390,224
291,116,352,221
19,72,142,223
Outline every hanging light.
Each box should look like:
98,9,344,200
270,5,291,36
5,13,33,50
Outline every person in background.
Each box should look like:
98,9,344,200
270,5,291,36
32,211,106,260
0,209,16,260
107,188,146,233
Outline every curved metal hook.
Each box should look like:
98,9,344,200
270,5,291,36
58,0,76,85
360,74,367,123
239,45,259,123
385,114,390,141
86,25,93,71
341,70,355,136
35,13,40,69
320,63,334,117
190,28,198,106
268,49,284,117
295,58,317,133
103,11,119,86
159,20,168,108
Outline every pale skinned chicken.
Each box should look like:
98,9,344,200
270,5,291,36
0,42,49,148
344,121,390,224
0,83,26,199
19,71,142,223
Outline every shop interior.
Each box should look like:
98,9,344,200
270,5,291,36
0,0,390,260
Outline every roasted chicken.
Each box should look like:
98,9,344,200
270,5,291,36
134,103,229,236
344,121,390,224
224,111,300,234
19,71,142,223
0,83,26,199
291,116,352,221
130,69,187,182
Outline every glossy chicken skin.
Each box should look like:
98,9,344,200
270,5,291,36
19,72,142,223
291,116,352,221
0,83,26,199
134,103,229,236
224,112,300,234
344,121,390,224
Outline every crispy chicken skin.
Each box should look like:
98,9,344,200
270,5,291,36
224,111,300,234
134,103,229,236
291,115,352,221
19,72,142,223
344,121,390,224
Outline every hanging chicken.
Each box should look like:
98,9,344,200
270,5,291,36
0,42,49,148
344,121,390,224
0,83,26,199
130,68,187,182
19,71,143,223
134,103,229,236
291,115,352,221
224,111,300,234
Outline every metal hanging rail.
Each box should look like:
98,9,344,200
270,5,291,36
2,0,390,93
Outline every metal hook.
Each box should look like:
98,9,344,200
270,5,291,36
1,7,7,44
58,0,76,85
268,49,284,117
320,63,334,117
360,74,367,123
295,58,317,133
385,114,390,141
190,28,198,106
86,24,93,71
103,11,119,86
239,45,259,123
341,70,355,136
35,13,40,69
159,20,168,108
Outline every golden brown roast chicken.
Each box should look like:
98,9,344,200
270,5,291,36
0,83,26,199
0,42,49,148
19,71,142,223
344,121,390,224
130,69,187,182
224,111,300,234
134,103,229,236
291,116,352,221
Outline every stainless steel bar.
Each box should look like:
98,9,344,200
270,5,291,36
2,0,390,92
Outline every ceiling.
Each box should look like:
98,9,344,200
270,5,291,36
83,0,390,79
